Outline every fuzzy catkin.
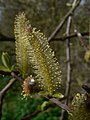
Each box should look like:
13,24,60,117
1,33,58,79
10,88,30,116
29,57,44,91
69,93,90,120
14,12,63,97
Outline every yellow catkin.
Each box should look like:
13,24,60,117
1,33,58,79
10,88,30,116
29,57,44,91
14,12,63,98
69,93,90,120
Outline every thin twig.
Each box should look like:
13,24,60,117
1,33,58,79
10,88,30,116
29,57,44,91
0,33,14,41
0,78,16,95
20,110,41,120
48,0,81,42
0,70,11,76
60,16,72,120
60,1,81,119
65,17,72,104
11,73,70,112
0,78,16,119
72,17,89,51
0,32,89,42
0,71,23,119
74,29,89,51
20,96,69,120
60,0,80,119
52,32,89,41
0,70,20,76
45,97,71,112
11,72,23,82
0,70,23,82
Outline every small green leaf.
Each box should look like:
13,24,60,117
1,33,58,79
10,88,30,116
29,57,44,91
1,52,12,69
41,101,49,111
11,65,15,71
0,66,11,72
53,93,64,99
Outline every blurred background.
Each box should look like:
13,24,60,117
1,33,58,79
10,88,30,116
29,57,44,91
0,0,90,120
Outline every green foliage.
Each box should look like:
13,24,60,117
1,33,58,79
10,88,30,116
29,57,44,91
32,107,61,120
0,76,61,120
14,12,63,98
0,52,14,72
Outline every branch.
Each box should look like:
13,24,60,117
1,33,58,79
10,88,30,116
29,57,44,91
46,97,71,112
0,78,16,119
52,32,89,41
71,17,89,51
0,33,14,42
65,15,72,106
0,78,16,95
20,96,70,120
11,72,23,83
48,0,81,42
0,32,89,43
60,16,72,120
0,71,23,119
60,0,79,119
0,70,71,120
74,29,89,51
0,70,23,82
20,110,41,120
0,70,11,76
10,72,70,112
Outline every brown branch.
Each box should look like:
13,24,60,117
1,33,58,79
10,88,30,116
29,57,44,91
11,71,70,112
0,71,70,120
0,70,23,82
60,16,72,120
0,70,19,76
74,29,89,51
0,33,14,42
72,17,89,51
65,16,72,106
0,78,16,119
20,96,69,120
20,110,41,120
11,72,23,83
0,70,11,76
82,84,90,94
0,32,89,43
0,71,23,119
0,78,16,95
52,32,89,41
60,0,80,119
48,0,81,42
46,97,71,112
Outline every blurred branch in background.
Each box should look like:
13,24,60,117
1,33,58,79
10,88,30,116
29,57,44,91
0,71,23,120
53,32,89,41
20,96,70,120
0,32,89,42
72,17,89,51
48,0,81,42
0,78,16,119
60,0,80,120
0,33,14,42
74,29,89,51
20,110,41,120
60,10,72,120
